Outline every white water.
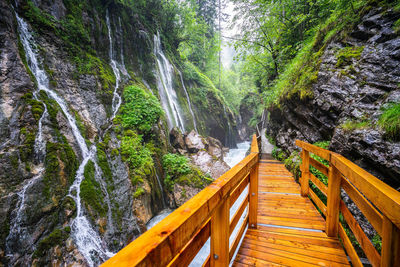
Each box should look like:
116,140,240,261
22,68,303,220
178,71,198,132
5,168,44,258
146,209,173,230
154,32,185,132
155,172,167,208
16,14,113,266
224,141,250,167
106,11,122,120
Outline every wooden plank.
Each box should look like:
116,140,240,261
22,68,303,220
242,237,349,265
249,163,258,229
338,224,363,267
340,201,380,266
234,254,282,266
245,230,345,254
258,217,326,230
230,175,249,208
309,157,329,176
326,165,341,237
169,220,210,267
309,173,327,195
256,225,327,238
381,216,394,267
309,188,327,215
229,214,248,260
230,195,248,235
341,177,383,235
300,149,310,197
101,150,258,266
236,247,317,266
211,198,230,267
331,153,400,229
296,139,331,161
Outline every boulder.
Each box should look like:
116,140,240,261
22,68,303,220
185,130,205,153
169,127,185,149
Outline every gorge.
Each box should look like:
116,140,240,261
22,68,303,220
1,0,400,266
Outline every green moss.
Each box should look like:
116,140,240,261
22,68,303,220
378,102,400,141
133,187,145,198
336,46,364,68
43,141,78,199
340,119,370,132
32,227,70,258
80,160,107,217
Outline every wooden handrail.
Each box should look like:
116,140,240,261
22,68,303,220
296,139,400,267
102,134,260,267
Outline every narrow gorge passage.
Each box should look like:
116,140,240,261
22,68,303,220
1,0,399,266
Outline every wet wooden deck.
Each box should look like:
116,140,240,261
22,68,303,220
233,159,350,266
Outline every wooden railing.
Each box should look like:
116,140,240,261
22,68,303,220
102,135,260,267
296,140,400,267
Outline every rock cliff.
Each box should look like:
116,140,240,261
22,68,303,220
266,7,400,188
0,0,238,265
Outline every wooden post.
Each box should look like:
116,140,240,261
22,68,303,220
300,149,310,197
210,198,229,267
325,164,341,237
249,164,258,229
381,216,400,266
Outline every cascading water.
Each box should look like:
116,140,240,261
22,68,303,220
5,168,43,260
178,71,198,132
154,32,185,132
106,11,122,121
15,13,113,266
155,172,167,208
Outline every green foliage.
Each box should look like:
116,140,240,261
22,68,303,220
162,153,211,191
120,130,153,171
340,119,370,132
32,227,70,258
120,85,163,133
336,46,364,68
378,102,400,140
80,160,107,217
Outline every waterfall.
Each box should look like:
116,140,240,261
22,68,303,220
5,168,44,259
16,14,113,266
155,172,166,208
153,32,185,133
178,71,198,132
106,10,122,121
223,106,235,148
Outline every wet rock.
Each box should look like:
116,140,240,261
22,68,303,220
266,7,400,187
185,130,205,153
169,127,185,149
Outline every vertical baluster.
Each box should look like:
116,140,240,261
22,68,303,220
381,216,400,266
249,163,258,229
326,164,341,237
211,197,229,267
300,149,310,197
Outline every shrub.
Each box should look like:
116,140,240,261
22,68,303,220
120,130,153,171
120,85,163,133
162,153,211,191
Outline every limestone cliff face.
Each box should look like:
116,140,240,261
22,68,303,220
0,0,237,266
266,7,400,188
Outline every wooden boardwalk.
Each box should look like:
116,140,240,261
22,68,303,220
233,158,350,266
